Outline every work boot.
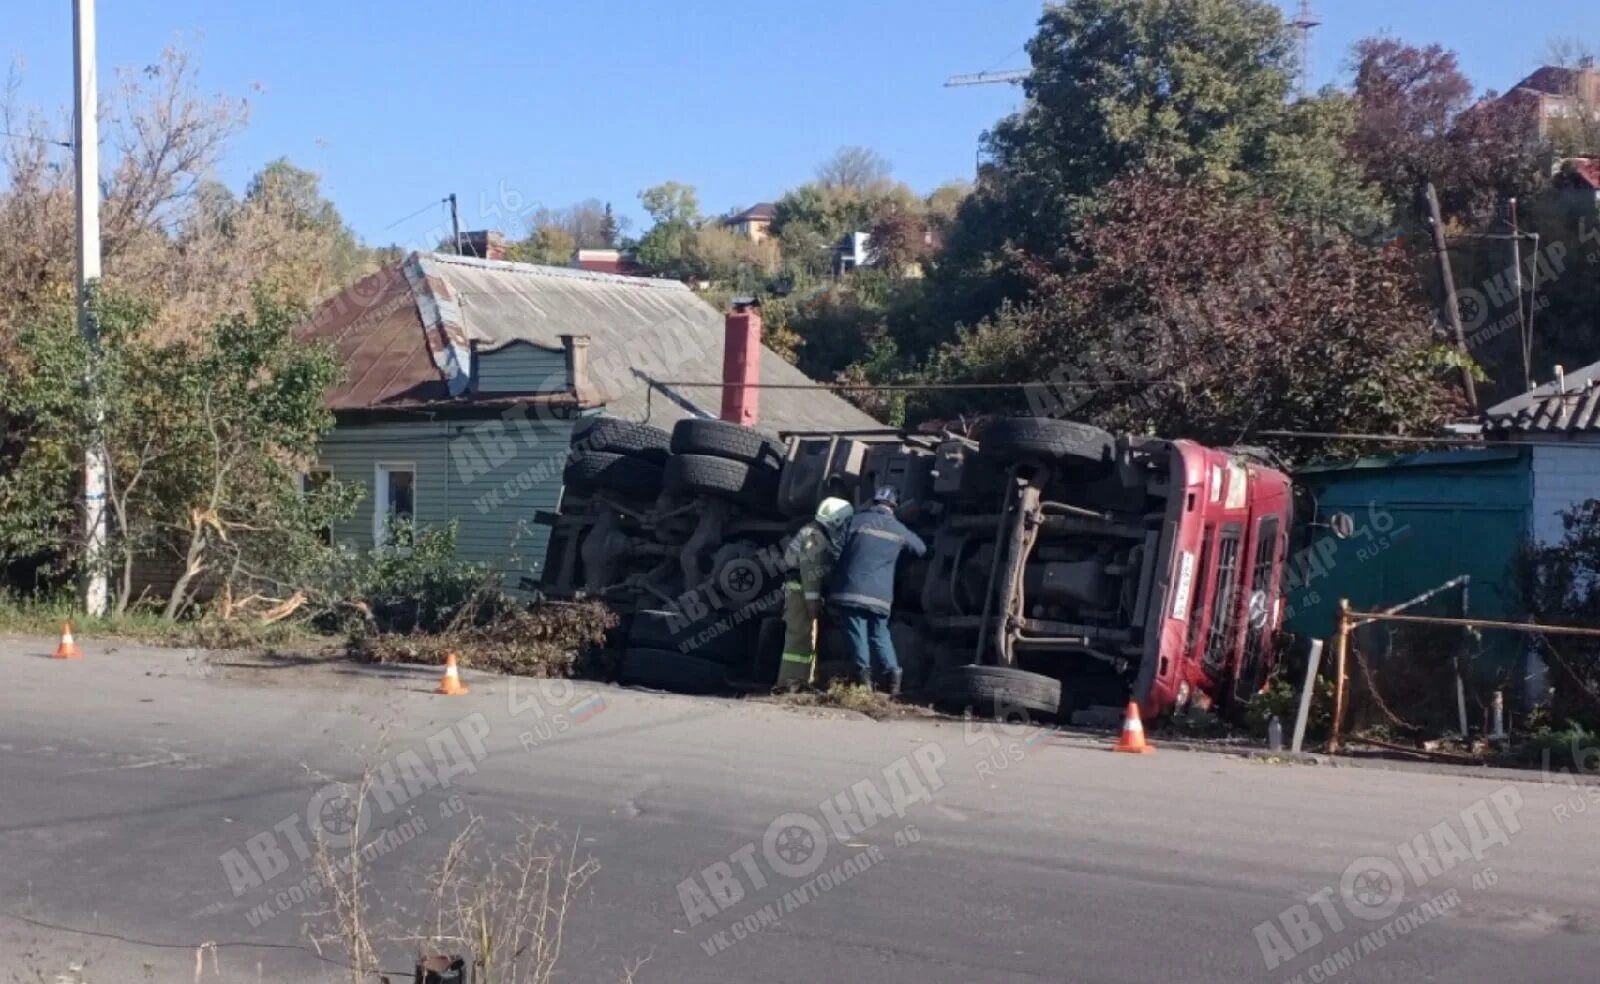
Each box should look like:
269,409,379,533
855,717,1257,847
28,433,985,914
854,666,874,690
884,668,903,699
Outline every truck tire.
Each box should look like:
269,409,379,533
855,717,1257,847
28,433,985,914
572,418,671,462
978,417,1115,471
628,609,744,663
664,454,780,510
934,664,1063,721
671,419,784,470
619,647,727,694
563,451,664,499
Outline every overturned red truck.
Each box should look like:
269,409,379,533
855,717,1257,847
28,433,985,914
541,413,1293,722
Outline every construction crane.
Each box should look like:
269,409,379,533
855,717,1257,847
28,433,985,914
945,70,1029,88
1289,0,1321,97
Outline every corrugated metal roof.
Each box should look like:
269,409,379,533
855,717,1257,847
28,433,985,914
298,252,880,433
1484,362,1600,434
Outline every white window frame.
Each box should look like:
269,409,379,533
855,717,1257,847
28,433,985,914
373,462,417,546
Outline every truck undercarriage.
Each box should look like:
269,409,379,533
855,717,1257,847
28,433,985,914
541,415,1293,721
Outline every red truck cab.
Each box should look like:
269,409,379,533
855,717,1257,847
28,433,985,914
1136,443,1293,719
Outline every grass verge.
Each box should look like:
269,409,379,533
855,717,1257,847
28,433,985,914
0,594,332,651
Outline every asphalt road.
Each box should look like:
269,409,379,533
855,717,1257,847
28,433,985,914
2,634,1598,984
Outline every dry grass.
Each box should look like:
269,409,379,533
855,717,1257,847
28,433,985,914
305,756,643,984
771,680,897,719
349,601,619,679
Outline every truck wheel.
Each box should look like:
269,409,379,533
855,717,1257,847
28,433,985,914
628,609,744,663
664,454,780,510
671,419,784,470
978,417,1114,471
934,665,1063,721
619,648,728,694
563,451,664,499
572,418,671,462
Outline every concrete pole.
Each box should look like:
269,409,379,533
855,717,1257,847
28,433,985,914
75,0,108,617
1290,639,1323,754
1424,181,1479,413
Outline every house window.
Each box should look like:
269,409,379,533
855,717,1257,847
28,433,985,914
301,468,334,545
374,463,416,546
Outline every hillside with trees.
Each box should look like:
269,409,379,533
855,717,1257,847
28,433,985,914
611,0,1597,456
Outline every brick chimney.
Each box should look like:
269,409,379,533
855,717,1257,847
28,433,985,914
721,299,761,426
456,230,507,261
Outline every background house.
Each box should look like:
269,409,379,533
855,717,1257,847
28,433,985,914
724,203,777,243
1484,362,1600,546
1497,61,1600,143
297,252,878,589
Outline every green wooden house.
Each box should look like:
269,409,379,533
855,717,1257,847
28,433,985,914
297,252,877,590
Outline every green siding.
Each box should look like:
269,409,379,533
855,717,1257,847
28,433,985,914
317,415,578,591
1287,449,1532,671
477,343,568,394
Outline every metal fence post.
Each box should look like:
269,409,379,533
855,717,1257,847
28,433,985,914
1329,599,1351,753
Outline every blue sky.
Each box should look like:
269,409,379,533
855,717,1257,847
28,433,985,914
5,1,1597,247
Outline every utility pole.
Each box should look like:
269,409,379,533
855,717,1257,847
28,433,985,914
448,193,462,254
1425,181,1479,413
1509,198,1531,392
74,0,108,617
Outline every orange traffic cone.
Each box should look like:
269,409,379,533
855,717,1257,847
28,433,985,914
436,653,468,695
1112,701,1154,754
52,622,82,660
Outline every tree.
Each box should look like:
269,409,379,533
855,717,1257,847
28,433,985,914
1349,37,1544,225
1,293,350,613
925,181,973,235
1255,92,1390,240
816,146,893,191
0,46,248,345
635,182,704,278
152,297,347,618
866,204,930,277
639,182,701,225
600,202,622,248
506,225,577,266
922,0,1360,352
922,171,1463,460
973,0,1297,253
522,199,616,250
687,225,779,288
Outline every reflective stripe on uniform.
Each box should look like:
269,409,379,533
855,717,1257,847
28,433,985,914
804,592,821,601
781,652,814,664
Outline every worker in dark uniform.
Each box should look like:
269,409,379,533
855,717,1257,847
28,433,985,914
776,497,853,689
825,486,927,696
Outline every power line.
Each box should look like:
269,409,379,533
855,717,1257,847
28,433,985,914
384,196,449,232
0,128,71,148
